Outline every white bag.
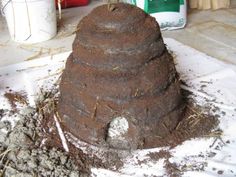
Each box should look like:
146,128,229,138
129,0,187,30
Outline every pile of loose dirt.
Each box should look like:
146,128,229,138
0,92,89,177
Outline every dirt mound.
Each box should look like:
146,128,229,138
58,3,185,149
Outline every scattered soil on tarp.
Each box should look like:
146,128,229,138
149,101,219,148
4,92,28,110
137,149,172,166
164,159,183,177
147,150,171,160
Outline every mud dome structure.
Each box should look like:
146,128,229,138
58,3,185,149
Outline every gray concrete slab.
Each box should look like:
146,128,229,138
163,8,236,65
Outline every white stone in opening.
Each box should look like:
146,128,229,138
107,117,129,139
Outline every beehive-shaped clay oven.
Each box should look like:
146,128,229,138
58,3,185,149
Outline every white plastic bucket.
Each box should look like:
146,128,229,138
1,0,57,43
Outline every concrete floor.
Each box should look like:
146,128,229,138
164,8,236,65
0,0,236,67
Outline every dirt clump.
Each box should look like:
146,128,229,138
4,92,28,110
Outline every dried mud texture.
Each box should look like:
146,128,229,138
58,3,185,149
0,92,88,177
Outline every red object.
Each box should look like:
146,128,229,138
56,0,89,9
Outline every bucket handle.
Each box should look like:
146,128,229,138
24,0,32,41
1,0,32,41
1,0,12,16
